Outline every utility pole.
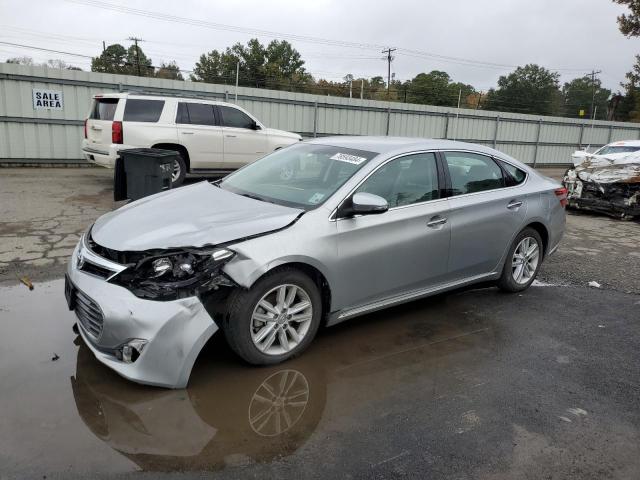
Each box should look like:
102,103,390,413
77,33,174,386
382,47,396,99
235,61,240,102
589,69,602,120
102,41,106,53
128,36,143,76
360,79,364,99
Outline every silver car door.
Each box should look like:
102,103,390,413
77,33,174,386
335,152,451,309
443,151,528,281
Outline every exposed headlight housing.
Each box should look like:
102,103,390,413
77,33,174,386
111,247,236,301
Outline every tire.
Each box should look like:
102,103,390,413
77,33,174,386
496,227,543,293
171,154,187,187
221,267,323,365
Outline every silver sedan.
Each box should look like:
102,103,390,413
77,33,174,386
65,137,566,388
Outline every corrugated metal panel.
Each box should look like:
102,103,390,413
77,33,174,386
2,63,640,165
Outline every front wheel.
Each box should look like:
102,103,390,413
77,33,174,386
497,228,543,292
221,268,323,365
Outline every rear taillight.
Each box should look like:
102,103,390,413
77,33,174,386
554,187,568,208
83,119,87,139
112,121,123,144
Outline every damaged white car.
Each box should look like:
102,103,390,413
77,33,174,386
564,140,640,219
66,137,566,388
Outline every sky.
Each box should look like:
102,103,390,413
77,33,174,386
0,0,638,92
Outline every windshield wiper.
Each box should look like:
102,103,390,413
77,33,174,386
239,192,268,202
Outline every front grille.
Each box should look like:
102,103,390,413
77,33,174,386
74,288,104,339
79,260,112,280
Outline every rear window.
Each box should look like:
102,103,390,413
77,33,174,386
123,99,164,122
498,160,527,186
89,98,118,120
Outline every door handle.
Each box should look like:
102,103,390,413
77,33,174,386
181,131,194,135
91,125,102,131
225,134,237,138
507,200,523,209
427,216,447,228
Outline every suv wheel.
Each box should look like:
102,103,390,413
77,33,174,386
171,155,186,187
222,268,322,365
497,227,543,292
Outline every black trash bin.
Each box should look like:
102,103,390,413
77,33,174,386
114,148,176,202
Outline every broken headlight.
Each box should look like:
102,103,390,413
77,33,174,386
111,247,236,300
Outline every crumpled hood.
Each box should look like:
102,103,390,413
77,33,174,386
92,182,303,251
575,162,640,184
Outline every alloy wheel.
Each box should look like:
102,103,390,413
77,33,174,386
250,284,313,356
171,159,181,183
511,236,540,285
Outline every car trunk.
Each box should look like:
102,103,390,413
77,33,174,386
86,97,119,149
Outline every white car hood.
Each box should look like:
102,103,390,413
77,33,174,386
91,181,303,251
264,127,301,140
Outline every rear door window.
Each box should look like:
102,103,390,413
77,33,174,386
122,99,164,122
444,152,504,195
218,105,255,129
498,160,527,186
176,102,216,126
89,98,118,120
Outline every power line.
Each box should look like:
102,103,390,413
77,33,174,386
65,0,594,73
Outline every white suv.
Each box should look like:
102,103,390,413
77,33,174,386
81,93,302,185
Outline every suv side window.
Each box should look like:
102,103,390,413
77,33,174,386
218,105,256,129
444,152,504,195
497,159,527,186
356,153,439,207
123,99,164,122
176,102,216,126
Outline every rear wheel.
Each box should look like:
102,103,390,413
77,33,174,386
497,227,543,292
222,268,322,365
171,155,186,187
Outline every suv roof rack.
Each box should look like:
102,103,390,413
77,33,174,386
118,88,228,102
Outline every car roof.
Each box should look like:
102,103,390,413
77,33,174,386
306,136,512,159
92,92,234,106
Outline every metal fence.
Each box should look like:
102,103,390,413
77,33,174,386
2,62,640,166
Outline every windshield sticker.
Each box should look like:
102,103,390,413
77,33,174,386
330,152,367,165
308,192,325,204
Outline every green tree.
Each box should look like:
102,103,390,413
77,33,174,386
192,38,309,90
155,61,183,80
91,43,153,76
91,44,129,74
562,76,611,119
6,56,34,65
405,71,475,107
485,64,562,115
613,0,640,36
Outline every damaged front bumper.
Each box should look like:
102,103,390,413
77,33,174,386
67,241,219,389
563,169,640,219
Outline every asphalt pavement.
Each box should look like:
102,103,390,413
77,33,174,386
0,167,639,479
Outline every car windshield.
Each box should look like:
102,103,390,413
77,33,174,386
595,145,640,155
219,143,378,209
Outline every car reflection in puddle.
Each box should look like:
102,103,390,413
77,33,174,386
70,290,498,471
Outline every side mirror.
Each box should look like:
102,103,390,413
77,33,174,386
251,121,261,130
340,192,388,217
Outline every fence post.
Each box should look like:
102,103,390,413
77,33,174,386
532,118,542,167
608,125,614,143
578,123,585,149
313,101,318,138
386,105,391,136
443,113,450,139
224,91,229,102
493,116,500,148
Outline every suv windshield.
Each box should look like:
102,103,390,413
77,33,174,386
220,143,378,209
595,145,640,155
